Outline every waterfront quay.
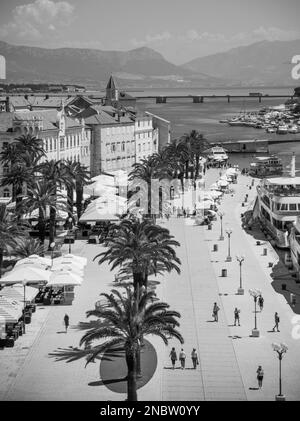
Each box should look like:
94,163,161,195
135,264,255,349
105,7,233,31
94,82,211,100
1,168,300,401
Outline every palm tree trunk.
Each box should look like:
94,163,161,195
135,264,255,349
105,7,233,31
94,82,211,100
67,186,74,215
195,156,200,180
185,161,189,179
75,184,83,220
0,249,3,279
38,208,46,249
126,350,138,401
49,207,56,248
135,345,142,378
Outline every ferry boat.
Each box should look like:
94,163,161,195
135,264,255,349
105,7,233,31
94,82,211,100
255,154,300,248
205,146,228,164
249,155,283,178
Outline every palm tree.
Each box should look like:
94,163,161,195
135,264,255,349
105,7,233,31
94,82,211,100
163,140,189,189
14,134,45,162
63,159,77,214
38,160,69,247
94,219,181,296
21,180,63,246
0,204,27,278
79,287,183,401
179,130,209,180
129,157,168,218
12,237,45,259
73,162,91,220
1,159,35,205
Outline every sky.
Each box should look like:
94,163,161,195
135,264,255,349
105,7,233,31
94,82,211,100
0,0,300,64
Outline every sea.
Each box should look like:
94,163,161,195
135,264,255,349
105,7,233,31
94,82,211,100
128,86,300,172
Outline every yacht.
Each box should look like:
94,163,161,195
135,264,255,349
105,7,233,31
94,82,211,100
205,146,229,164
255,154,300,248
277,124,289,134
249,155,283,178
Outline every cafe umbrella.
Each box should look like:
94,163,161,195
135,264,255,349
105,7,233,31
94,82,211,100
0,267,50,333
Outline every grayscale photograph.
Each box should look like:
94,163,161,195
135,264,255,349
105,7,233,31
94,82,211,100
0,0,300,406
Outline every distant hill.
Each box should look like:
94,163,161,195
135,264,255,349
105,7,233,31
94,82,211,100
0,41,223,87
181,39,300,87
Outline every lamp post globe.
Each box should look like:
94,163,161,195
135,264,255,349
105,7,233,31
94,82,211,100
272,342,288,401
249,288,261,337
236,255,245,295
218,211,224,240
225,228,233,262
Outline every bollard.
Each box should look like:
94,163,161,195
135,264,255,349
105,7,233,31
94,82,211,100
242,203,244,207
221,268,227,277
208,223,212,230
263,248,268,256
213,244,218,252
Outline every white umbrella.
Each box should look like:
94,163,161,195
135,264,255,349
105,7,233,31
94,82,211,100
218,180,229,187
15,255,51,268
50,265,83,277
1,266,50,333
61,254,87,266
0,285,38,303
209,190,223,199
48,270,82,286
51,259,84,271
0,297,23,323
2,266,50,284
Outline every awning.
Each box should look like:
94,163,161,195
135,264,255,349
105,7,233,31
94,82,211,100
0,285,38,302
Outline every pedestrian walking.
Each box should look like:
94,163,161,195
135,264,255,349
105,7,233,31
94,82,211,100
272,312,280,332
64,314,69,332
212,302,220,322
179,348,186,369
258,295,264,312
191,348,199,369
169,347,177,369
256,365,264,389
234,307,240,326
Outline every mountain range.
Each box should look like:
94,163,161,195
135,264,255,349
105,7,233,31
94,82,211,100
0,39,299,88
182,39,300,87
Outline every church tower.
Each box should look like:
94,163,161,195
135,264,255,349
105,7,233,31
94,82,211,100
106,75,119,105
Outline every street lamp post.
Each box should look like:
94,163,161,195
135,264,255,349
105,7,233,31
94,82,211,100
50,242,55,267
249,288,261,337
68,217,73,254
22,280,27,334
218,211,224,240
272,342,288,401
225,228,233,261
236,255,245,295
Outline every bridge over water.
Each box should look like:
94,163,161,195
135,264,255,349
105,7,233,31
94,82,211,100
136,94,296,104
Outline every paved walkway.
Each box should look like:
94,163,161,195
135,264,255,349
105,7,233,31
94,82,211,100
159,219,246,401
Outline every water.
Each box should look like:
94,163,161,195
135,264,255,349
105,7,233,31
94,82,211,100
130,87,300,170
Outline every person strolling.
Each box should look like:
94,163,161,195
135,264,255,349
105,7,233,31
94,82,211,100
169,347,177,369
191,348,199,369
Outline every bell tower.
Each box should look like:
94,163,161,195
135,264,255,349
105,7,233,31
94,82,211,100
106,75,119,105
